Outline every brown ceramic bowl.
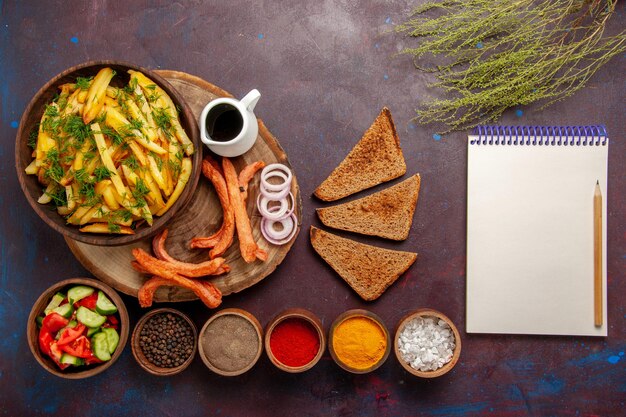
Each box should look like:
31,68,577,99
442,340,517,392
198,308,263,376
131,308,197,376
264,308,325,373
328,309,391,374
394,308,462,378
15,60,202,246
27,277,129,379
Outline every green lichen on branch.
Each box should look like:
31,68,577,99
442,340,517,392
396,0,625,132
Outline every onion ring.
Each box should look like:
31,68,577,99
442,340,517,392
261,164,292,191
256,191,294,220
260,181,290,200
261,212,298,245
261,207,295,240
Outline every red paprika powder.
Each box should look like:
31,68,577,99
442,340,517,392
269,317,320,367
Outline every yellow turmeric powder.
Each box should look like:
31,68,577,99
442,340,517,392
332,316,387,370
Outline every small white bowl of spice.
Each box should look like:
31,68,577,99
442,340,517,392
394,308,461,378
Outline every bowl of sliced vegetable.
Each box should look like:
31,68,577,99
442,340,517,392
15,60,202,246
27,277,129,378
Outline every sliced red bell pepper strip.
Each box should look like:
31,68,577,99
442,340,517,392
74,293,98,310
42,312,69,333
57,323,86,346
59,335,92,359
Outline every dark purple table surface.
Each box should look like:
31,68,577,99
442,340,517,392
1,1,624,416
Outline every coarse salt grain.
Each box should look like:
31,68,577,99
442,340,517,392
397,316,455,372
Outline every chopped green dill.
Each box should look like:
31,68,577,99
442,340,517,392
44,149,64,182
49,188,67,207
146,84,157,90
122,155,139,170
168,160,182,177
62,153,75,165
128,118,143,131
93,112,107,125
63,114,91,145
76,76,93,90
118,209,133,222
99,124,125,145
44,104,59,118
108,223,121,233
174,150,183,161
74,168,88,184
131,178,150,207
28,127,39,149
93,166,113,182
83,151,95,161
152,107,173,139
123,77,138,95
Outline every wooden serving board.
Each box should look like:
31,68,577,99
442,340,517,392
65,70,302,302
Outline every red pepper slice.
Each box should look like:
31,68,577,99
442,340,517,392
49,342,70,370
74,293,98,310
59,335,92,359
38,328,54,356
57,323,86,346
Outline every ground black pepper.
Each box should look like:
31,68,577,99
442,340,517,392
139,313,194,368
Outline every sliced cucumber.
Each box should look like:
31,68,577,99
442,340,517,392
95,291,118,315
76,306,106,328
91,332,111,361
52,303,73,318
87,326,101,337
44,292,65,315
67,286,94,305
101,328,120,354
61,353,84,366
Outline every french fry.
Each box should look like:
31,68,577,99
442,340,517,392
67,206,90,225
79,204,105,225
80,223,134,235
125,141,146,167
137,169,165,209
147,154,168,194
133,85,157,131
123,96,158,143
92,123,126,197
105,106,166,155
128,70,194,155
72,141,90,171
102,186,121,210
156,157,191,216
24,159,38,175
77,89,88,104
65,185,76,211
57,206,71,216
37,183,56,204
83,67,115,124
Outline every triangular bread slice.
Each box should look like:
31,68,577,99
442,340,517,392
310,226,417,301
316,174,421,241
314,107,406,201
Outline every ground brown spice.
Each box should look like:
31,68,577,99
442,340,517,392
202,314,259,372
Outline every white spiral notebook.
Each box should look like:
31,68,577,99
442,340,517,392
466,126,608,336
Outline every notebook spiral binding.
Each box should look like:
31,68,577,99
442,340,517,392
470,125,608,146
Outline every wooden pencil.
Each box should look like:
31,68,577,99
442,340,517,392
594,181,602,327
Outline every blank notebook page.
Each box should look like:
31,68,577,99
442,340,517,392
466,127,608,336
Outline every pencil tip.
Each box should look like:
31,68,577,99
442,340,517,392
596,180,599,185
